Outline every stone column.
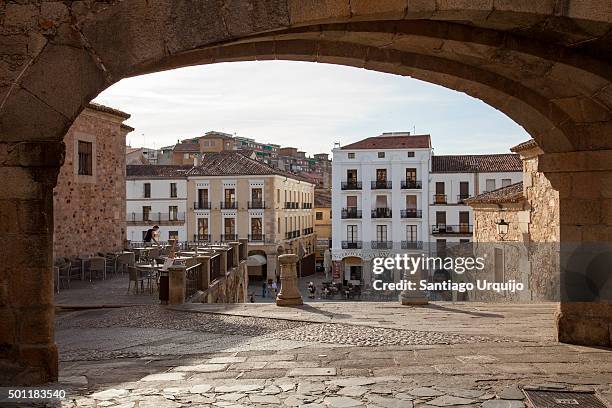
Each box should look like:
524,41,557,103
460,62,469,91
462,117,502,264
400,262,428,305
168,265,186,305
0,141,64,384
276,254,303,306
541,150,612,347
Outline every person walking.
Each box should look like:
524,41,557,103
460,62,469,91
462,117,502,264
261,280,267,298
143,225,160,245
271,280,278,298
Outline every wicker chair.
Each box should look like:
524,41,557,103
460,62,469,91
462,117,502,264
116,252,135,275
88,257,106,281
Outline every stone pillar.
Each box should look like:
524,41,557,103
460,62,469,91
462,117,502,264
168,265,186,305
0,141,64,384
276,254,303,306
541,151,612,346
266,253,278,281
400,263,428,306
197,256,211,291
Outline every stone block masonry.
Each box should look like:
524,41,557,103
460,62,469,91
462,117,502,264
53,104,133,259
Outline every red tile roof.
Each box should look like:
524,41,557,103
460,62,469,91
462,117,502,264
314,189,332,207
465,182,524,204
126,165,191,178
510,139,538,153
341,134,431,150
432,154,522,173
173,142,200,152
187,151,313,183
87,103,130,119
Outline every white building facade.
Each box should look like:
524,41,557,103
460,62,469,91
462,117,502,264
331,133,523,287
331,133,432,285
126,166,189,243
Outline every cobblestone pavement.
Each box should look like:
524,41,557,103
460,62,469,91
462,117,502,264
53,303,612,408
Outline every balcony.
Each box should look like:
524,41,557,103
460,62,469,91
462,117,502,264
285,230,301,239
303,227,314,235
401,180,422,189
194,201,211,210
431,224,473,235
371,180,392,189
302,202,313,209
193,234,211,242
401,209,422,218
401,240,424,250
127,212,185,225
220,201,237,209
221,234,238,241
248,200,266,209
371,208,392,218
284,202,299,209
341,208,362,219
433,194,447,204
341,181,362,190
248,233,265,242
342,240,362,249
371,241,393,249
457,194,470,204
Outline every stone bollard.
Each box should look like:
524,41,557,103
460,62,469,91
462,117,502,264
399,266,428,306
276,254,303,306
168,265,186,305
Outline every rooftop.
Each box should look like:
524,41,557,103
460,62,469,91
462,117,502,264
126,165,192,178
314,189,332,207
510,139,538,153
86,103,131,119
187,151,313,183
173,142,200,152
465,182,525,205
341,134,431,150
432,154,522,173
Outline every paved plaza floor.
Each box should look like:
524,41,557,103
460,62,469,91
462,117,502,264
52,291,612,408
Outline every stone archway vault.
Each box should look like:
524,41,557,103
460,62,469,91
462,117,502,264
1,0,611,384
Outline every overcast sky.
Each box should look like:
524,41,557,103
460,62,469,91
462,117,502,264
94,60,529,156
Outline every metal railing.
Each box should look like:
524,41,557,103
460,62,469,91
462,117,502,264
433,194,447,204
220,234,238,241
220,201,237,209
457,194,470,204
371,208,392,218
126,212,185,225
371,241,393,249
401,180,422,189
248,200,266,209
371,180,392,189
400,209,422,218
286,230,301,239
248,234,265,242
193,234,211,242
211,255,222,281
227,246,235,269
341,208,362,219
342,240,362,249
302,202,313,209
401,241,424,249
431,224,473,234
284,202,299,209
185,263,202,300
341,181,362,190
194,201,211,210
303,227,313,235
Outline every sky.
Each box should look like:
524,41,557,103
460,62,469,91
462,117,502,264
94,60,529,156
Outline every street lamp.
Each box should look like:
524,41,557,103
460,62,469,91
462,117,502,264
496,219,510,240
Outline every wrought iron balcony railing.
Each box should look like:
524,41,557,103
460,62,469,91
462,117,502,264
193,234,211,242
248,200,266,209
341,181,362,190
371,241,393,249
371,208,392,218
457,194,470,204
194,201,211,210
433,194,447,204
342,240,362,249
371,180,392,189
341,208,362,219
400,209,422,218
401,240,424,249
431,224,473,234
220,201,237,209
401,180,422,189
220,234,238,241
248,234,265,242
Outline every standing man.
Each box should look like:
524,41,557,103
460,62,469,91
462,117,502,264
143,225,160,245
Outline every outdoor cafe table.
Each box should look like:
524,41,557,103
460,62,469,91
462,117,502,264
135,264,162,294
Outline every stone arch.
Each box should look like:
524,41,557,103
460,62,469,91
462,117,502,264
2,0,612,384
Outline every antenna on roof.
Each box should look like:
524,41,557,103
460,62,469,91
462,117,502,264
333,142,340,149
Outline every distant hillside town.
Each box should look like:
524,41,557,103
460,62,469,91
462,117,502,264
126,131,332,189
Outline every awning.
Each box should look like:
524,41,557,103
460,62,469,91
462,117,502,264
246,254,267,266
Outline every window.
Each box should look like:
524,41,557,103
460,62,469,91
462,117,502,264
278,217,281,233
168,231,179,240
316,211,323,220
485,179,496,192
170,183,177,198
347,225,358,241
377,152,385,158
407,151,415,157
376,168,387,181
184,153,189,159
144,183,151,198
169,206,178,221
224,218,236,235
224,188,235,205
405,168,417,181
502,178,512,187
197,218,208,239
251,218,263,235
142,206,151,221
346,195,357,209
406,225,417,242
197,188,208,208
348,152,355,159
376,225,387,242
277,188,280,202
77,141,93,175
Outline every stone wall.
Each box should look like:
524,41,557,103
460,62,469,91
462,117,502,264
203,261,248,303
53,105,132,259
